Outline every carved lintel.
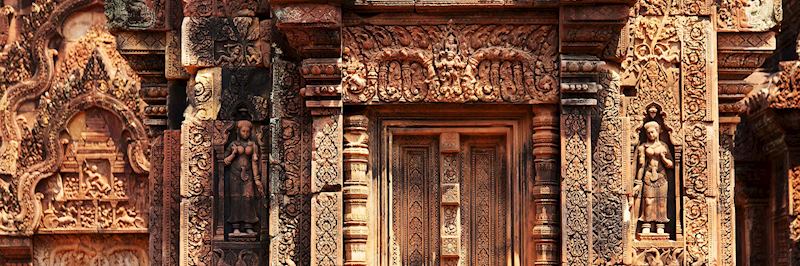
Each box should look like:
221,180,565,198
341,22,558,104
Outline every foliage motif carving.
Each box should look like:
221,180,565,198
562,113,590,266
591,70,626,264
683,123,710,264
680,17,710,122
718,127,736,266
341,24,558,104
622,16,681,143
770,61,800,109
312,113,341,191
270,59,312,266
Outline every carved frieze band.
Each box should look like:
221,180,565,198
341,24,558,104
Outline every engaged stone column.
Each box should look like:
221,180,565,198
343,115,369,266
532,105,560,266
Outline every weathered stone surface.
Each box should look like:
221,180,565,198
181,17,265,72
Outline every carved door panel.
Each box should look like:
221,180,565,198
389,132,508,266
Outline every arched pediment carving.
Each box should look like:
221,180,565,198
0,2,150,234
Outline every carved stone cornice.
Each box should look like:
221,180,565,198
273,3,342,58
560,55,603,107
559,4,630,61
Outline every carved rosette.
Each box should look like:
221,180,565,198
342,24,558,104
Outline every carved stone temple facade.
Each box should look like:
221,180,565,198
0,0,799,264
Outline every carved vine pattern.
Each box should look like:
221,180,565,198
591,70,626,263
563,113,590,266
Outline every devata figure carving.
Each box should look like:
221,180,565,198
223,120,264,237
633,120,673,236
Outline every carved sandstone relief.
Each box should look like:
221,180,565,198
717,0,781,32
181,17,270,72
0,22,150,235
269,59,312,266
37,108,149,233
33,235,149,265
341,24,558,104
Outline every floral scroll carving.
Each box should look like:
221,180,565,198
342,24,558,104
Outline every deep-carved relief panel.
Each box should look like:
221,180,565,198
342,22,558,104
37,108,149,233
33,235,149,265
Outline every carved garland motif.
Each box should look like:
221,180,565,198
341,24,558,104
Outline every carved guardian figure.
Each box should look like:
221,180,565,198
223,120,263,237
634,120,673,235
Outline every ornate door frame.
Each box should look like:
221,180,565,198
370,106,531,265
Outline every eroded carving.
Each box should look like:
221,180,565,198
222,120,264,239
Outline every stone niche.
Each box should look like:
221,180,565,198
35,108,149,233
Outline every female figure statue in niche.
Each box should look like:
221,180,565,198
223,120,263,236
634,120,673,235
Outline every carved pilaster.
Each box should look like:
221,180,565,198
560,109,591,266
718,123,737,266
308,101,344,266
343,115,369,266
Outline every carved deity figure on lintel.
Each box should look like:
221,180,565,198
632,106,674,238
223,120,263,237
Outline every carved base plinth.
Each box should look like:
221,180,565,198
228,231,258,242
637,233,670,241
638,233,669,241
211,241,266,265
